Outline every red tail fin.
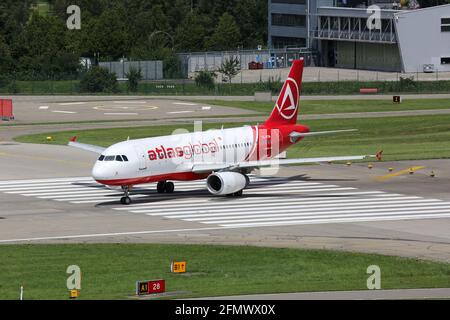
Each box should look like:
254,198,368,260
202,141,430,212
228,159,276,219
264,59,304,126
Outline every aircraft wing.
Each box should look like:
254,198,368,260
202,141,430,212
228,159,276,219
67,136,106,154
192,155,370,174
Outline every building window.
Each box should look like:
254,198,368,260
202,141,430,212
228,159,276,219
441,18,450,32
272,13,306,27
272,36,306,48
441,57,450,65
272,0,306,4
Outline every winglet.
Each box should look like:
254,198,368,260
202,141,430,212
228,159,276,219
70,136,77,142
376,150,383,161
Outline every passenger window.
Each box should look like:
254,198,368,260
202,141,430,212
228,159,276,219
116,155,123,162
122,155,129,161
98,155,105,161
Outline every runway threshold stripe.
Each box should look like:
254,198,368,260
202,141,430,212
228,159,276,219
180,204,450,222
0,184,102,192
154,199,443,217
201,208,450,224
136,197,432,215
126,195,420,212
0,177,93,185
113,191,391,210
7,187,111,195
17,189,115,197
161,204,450,220
218,213,450,228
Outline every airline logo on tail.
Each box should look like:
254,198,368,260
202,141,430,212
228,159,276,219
275,77,299,120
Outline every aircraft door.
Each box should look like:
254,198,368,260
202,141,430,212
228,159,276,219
134,145,147,171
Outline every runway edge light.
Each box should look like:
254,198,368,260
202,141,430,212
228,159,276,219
69,289,79,299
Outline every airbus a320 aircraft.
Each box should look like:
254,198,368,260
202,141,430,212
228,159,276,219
68,59,368,204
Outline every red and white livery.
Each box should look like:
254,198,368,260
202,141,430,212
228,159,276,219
69,59,367,204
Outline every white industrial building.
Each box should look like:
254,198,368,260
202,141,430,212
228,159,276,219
268,1,450,72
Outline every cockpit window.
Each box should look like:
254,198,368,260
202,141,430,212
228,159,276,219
98,155,105,161
116,155,123,162
122,155,129,161
104,156,115,161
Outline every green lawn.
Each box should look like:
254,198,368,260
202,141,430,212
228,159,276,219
0,244,448,300
197,99,450,115
15,114,450,161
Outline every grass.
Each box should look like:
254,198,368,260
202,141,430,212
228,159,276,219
2,79,450,95
197,99,450,114
0,244,448,300
14,114,450,161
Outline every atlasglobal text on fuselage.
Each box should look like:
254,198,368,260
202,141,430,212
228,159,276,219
68,59,369,205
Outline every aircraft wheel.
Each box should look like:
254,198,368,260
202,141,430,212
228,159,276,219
165,181,174,193
120,196,131,205
156,181,166,193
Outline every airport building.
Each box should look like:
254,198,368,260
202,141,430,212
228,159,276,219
268,1,450,72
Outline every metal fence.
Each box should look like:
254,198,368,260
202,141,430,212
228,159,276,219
99,60,163,80
178,49,317,76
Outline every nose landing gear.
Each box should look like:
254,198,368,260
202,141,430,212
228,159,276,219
120,186,131,205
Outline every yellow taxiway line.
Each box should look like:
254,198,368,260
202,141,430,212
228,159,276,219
376,166,426,182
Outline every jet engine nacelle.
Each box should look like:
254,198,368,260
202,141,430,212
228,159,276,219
206,172,249,195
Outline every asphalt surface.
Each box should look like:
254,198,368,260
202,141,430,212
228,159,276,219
190,288,450,300
4,96,249,124
0,141,449,263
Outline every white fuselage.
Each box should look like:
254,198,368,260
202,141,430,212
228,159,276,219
92,126,257,185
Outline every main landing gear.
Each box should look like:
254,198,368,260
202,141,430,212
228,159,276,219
120,186,131,205
156,181,175,193
226,189,243,197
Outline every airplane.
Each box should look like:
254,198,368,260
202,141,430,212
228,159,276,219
68,59,369,205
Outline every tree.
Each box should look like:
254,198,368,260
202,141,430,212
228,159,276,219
89,8,130,61
195,70,217,89
206,13,241,51
175,13,211,52
125,67,142,92
0,35,12,74
79,66,118,93
13,13,79,78
218,56,240,83
233,0,267,49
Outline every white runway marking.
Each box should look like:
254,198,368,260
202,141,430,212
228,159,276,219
103,113,139,115
113,101,147,104
39,106,49,110
1,177,450,231
51,110,77,114
201,106,211,110
167,110,194,114
173,102,197,106
58,102,85,106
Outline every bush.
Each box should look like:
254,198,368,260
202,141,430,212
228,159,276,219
257,75,282,93
79,66,119,93
125,67,142,92
195,70,216,90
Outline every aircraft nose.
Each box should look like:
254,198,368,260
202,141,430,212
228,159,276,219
92,163,110,181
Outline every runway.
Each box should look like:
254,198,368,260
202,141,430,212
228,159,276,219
0,150,449,263
1,176,450,230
